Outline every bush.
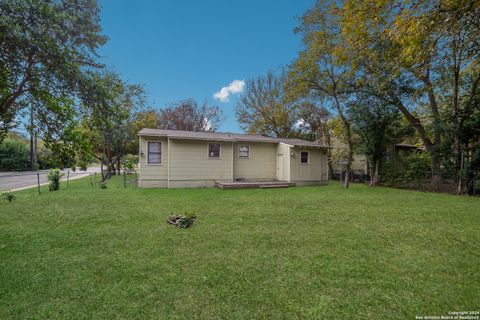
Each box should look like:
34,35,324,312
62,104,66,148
167,214,197,228
37,148,62,169
47,168,64,191
1,190,16,202
0,139,30,171
77,159,88,171
404,152,431,182
122,154,139,172
381,152,432,187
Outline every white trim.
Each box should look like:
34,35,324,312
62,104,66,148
207,142,221,159
238,144,250,158
279,142,294,148
146,140,163,165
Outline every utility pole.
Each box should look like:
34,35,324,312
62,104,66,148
30,105,37,171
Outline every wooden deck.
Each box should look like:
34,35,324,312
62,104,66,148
215,181,296,190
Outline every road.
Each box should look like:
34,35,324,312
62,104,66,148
0,167,102,191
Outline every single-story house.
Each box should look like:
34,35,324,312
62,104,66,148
138,129,330,188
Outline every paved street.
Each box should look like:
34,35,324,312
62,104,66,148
0,167,102,191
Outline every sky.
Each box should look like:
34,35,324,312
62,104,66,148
98,0,314,133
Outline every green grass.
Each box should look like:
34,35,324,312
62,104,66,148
1,177,479,319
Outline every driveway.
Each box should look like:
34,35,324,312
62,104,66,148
0,167,102,191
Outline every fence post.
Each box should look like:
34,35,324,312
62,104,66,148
123,170,127,188
37,172,41,195
94,172,97,188
67,170,70,189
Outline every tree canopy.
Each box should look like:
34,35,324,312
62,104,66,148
0,0,106,142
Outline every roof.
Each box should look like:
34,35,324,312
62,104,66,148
138,128,327,148
395,143,426,150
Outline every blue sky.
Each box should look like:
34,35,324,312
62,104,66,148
98,0,314,132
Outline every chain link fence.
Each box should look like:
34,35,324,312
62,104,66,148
0,169,138,194
331,169,479,194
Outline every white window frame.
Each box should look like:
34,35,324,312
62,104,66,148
208,142,221,159
300,151,309,164
239,145,250,158
146,141,163,165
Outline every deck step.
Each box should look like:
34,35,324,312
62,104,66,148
215,181,295,190
259,184,291,189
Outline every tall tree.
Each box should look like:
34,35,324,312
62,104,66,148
158,99,223,132
295,99,334,175
341,0,480,188
350,95,402,186
236,70,299,138
81,71,146,179
0,0,106,140
289,2,357,187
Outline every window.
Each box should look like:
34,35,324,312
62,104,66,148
239,145,249,158
300,151,309,164
208,143,221,158
147,141,162,164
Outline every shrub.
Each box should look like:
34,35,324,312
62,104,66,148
0,139,30,171
404,152,431,182
167,214,197,228
122,154,139,172
37,148,61,169
381,152,432,188
1,190,16,202
47,168,64,191
77,159,88,171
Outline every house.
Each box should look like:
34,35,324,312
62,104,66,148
383,143,427,171
330,138,368,174
138,129,329,188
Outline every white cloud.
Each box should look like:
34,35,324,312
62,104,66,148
294,119,305,128
213,79,245,102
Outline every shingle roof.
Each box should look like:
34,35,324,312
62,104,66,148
138,128,327,148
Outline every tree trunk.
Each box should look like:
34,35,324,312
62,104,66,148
457,148,464,195
117,158,122,175
322,132,334,178
100,161,105,181
373,159,380,186
430,155,443,189
369,161,374,187
344,136,353,188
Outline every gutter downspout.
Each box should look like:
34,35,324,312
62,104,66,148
167,137,170,188
231,142,234,182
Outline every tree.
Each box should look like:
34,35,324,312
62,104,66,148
158,99,223,132
289,1,357,187
0,0,106,140
81,71,146,179
341,0,480,188
132,109,161,134
236,70,298,138
125,109,162,155
294,99,334,175
350,95,402,186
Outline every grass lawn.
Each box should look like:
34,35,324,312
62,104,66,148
0,177,479,319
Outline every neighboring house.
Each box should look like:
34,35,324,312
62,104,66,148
138,129,329,188
383,143,426,171
330,138,368,174
331,140,424,175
